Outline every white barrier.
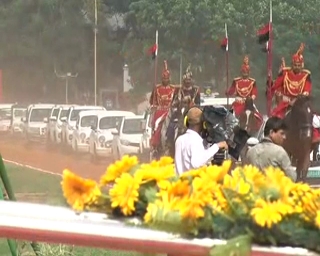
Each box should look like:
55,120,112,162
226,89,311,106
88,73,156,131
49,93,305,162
0,201,318,256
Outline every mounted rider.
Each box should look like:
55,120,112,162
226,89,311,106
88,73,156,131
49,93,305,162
270,43,320,143
271,43,311,117
226,55,263,123
149,60,176,149
174,64,201,107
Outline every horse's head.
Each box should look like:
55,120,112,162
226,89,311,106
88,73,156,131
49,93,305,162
239,97,256,134
290,94,313,129
244,97,254,111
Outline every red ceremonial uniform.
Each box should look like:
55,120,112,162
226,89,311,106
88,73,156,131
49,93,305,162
271,44,312,118
149,60,176,128
271,43,320,143
149,84,176,127
149,60,176,148
226,56,262,123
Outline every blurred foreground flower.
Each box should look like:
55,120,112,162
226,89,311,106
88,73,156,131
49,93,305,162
61,169,101,211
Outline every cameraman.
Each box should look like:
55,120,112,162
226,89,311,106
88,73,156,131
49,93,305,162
175,107,228,175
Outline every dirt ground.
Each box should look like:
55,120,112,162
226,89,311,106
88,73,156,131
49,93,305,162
0,138,110,181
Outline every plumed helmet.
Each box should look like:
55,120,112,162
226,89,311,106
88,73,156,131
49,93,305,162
182,63,192,81
241,55,250,73
162,60,170,79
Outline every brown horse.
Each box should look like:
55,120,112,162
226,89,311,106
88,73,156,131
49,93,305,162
238,97,260,137
283,95,314,182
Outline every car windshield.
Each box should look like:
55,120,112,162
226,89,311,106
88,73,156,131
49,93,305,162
59,110,68,120
71,109,101,121
80,115,97,127
29,108,51,122
122,119,142,134
0,108,11,120
99,116,122,129
13,109,26,118
51,108,59,117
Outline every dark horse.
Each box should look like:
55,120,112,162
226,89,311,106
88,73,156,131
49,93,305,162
238,97,261,137
283,95,314,182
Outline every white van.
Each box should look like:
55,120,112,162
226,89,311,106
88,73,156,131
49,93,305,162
60,105,105,148
72,110,107,153
89,111,135,162
0,104,14,134
23,104,55,143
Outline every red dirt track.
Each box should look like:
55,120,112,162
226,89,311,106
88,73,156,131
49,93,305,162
0,139,110,181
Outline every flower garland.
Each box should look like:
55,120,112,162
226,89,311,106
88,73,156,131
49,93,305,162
61,156,320,252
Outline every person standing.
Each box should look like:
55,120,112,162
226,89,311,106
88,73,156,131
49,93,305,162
175,107,228,175
246,116,297,181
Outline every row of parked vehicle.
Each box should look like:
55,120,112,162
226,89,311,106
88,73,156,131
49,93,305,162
0,103,153,162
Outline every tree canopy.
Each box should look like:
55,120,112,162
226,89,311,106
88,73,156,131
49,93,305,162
1,0,319,106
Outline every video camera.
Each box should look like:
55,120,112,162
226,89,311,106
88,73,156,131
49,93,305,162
201,106,249,165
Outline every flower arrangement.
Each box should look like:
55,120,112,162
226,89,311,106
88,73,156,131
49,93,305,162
61,155,320,253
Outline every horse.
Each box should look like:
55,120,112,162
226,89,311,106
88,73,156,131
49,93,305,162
238,97,261,137
150,94,187,160
283,95,314,182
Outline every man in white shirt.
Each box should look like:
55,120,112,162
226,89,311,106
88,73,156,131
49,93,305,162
175,107,228,175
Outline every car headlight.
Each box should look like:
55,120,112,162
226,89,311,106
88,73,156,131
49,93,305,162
99,136,105,143
80,133,86,139
120,139,130,146
68,125,74,130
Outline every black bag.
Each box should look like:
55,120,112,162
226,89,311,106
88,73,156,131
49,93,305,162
228,126,250,160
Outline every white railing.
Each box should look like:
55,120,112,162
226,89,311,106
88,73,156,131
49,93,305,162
0,201,318,256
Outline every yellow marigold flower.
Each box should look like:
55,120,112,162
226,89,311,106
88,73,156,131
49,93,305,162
100,155,138,185
273,200,294,215
250,199,282,228
210,199,222,213
158,156,174,166
109,173,141,216
157,180,171,190
167,179,191,198
315,211,320,228
178,193,206,220
135,163,176,183
235,165,265,188
180,168,204,178
61,169,101,211
223,175,251,195
202,160,231,182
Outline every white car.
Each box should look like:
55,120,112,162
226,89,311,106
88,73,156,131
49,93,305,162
10,104,27,135
72,110,107,153
23,104,55,143
0,104,14,134
89,111,135,162
140,110,152,160
60,105,105,148
112,115,144,160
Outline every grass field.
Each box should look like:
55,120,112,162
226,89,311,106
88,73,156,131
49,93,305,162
0,164,149,256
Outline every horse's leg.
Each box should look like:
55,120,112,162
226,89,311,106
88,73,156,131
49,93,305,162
312,142,319,161
296,152,311,182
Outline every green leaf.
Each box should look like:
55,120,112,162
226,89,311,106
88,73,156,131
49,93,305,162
144,185,158,203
